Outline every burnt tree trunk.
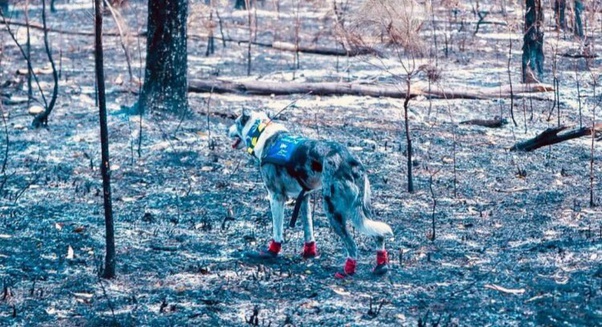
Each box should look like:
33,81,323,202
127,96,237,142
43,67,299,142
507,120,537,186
32,0,59,128
94,0,116,279
0,0,8,16
137,0,188,114
234,0,246,9
522,0,544,83
554,0,566,29
574,0,584,37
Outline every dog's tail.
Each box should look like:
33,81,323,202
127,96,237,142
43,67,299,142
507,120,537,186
355,176,393,237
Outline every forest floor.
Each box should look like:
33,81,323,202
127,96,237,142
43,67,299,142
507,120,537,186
0,0,601,326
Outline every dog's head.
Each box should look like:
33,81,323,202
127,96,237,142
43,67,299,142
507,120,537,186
228,109,270,150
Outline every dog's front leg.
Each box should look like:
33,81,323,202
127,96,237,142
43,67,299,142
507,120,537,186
268,192,286,245
299,196,317,258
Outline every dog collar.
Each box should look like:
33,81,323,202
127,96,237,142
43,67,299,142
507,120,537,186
245,120,270,156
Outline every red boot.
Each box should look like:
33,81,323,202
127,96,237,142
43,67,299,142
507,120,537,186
373,250,389,276
335,258,357,279
245,239,281,260
301,242,318,259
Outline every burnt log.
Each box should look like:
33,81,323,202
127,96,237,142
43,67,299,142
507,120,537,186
510,125,596,151
460,116,508,128
188,79,554,100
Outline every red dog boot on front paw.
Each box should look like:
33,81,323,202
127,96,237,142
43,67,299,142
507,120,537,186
334,258,357,279
245,239,281,260
301,242,318,259
372,250,389,276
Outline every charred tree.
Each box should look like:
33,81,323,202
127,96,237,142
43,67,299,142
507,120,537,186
234,0,245,10
94,0,116,279
574,0,584,37
522,0,544,83
554,0,566,29
404,78,414,193
0,0,7,16
32,0,59,128
136,0,188,114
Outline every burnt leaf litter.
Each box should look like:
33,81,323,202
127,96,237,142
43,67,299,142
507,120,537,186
0,0,601,326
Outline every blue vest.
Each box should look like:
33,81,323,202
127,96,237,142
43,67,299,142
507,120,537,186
262,134,306,167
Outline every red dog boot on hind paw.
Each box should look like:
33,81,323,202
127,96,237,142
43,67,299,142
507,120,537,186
301,242,318,259
245,239,281,260
372,250,389,276
334,258,357,279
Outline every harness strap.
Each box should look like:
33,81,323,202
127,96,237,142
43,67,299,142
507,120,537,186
289,190,307,228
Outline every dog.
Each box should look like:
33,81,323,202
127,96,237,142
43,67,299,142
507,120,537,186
228,110,393,278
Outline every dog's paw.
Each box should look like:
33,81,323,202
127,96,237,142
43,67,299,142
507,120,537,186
372,263,389,276
301,242,318,259
334,258,357,278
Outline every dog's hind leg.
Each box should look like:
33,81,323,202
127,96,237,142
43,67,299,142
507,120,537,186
299,196,317,258
372,235,389,275
323,195,358,278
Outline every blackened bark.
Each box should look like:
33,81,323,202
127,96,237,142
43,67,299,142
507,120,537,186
404,79,413,193
234,0,246,10
94,0,116,279
574,0,584,37
554,0,566,29
137,0,188,114
32,0,59,128
0,0,8,16
510,126,592,152
522,0,544,83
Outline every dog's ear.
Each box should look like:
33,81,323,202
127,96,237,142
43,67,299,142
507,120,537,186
241,108,251,126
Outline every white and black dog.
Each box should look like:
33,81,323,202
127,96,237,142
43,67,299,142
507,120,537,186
228,110,393,278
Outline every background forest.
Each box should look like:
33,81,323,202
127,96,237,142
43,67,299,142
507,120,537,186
0,0,601,326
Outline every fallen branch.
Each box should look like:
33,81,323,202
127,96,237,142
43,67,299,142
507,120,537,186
510,125,602,152
484,284,525,295
0,19,374,57
561,52,598,59
188,79,554,100
460,116,508,128
270,41,378,57
188,33,379,57
0,17,133,37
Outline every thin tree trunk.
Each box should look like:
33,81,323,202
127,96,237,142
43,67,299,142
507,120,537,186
404,78,413,193
25,0,32,103
31,0,59,128
522,0,544,83
554,0,566,29
574,0,584,37
95,0,116,279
